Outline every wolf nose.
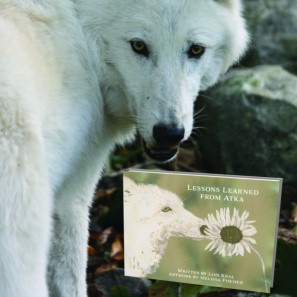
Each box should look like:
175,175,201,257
153,123,185,146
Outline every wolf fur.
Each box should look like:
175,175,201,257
124,177,204,277
0,0,248,296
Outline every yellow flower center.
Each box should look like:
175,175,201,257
220,226,243,244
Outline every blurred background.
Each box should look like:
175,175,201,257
87,1,297,296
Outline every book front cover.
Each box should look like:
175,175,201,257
123,170,282,293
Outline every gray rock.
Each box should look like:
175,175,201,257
197,66,297,203
242,0,297,74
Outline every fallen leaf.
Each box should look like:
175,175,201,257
95,188,118,200
97,227,113,246
88,246,96,257
110,235,124,260
95,262,118,276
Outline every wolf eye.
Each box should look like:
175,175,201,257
162,206,172,212
188,44,205,59
130,39,149,57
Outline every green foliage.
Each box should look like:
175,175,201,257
110,285,132,297
148,281,226,297
148,281,179,297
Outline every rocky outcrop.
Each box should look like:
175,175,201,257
197,66,297,203
242,0,297,74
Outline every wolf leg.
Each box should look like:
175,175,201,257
47,145,108,297
47,196,91,297
47,122,115,296
0,90,52,297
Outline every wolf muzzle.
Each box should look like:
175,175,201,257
143,123,185,162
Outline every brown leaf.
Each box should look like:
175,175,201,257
95,263,118,276
110,236,124,260
112,250,124,261
88,245,96,257
95,188,117,200
97,227,113,246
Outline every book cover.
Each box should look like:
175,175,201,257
123,170,282,293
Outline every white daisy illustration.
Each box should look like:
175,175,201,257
201,207,268,292
201,207,257,257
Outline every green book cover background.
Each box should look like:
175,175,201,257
124,170,282,293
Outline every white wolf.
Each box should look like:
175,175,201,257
0,0,248,296
124,177,204,277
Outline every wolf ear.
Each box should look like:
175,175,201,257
214,0,242,12
213,0,249,73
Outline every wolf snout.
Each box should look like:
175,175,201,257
142,123,185,162
153,123,185,146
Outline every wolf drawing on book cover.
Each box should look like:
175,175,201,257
124,176,204,277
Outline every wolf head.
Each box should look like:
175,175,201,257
84,0,249,162
124,176,204,238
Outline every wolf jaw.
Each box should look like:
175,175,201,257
142,140,179,163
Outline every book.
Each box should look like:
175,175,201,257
123,169,282,293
